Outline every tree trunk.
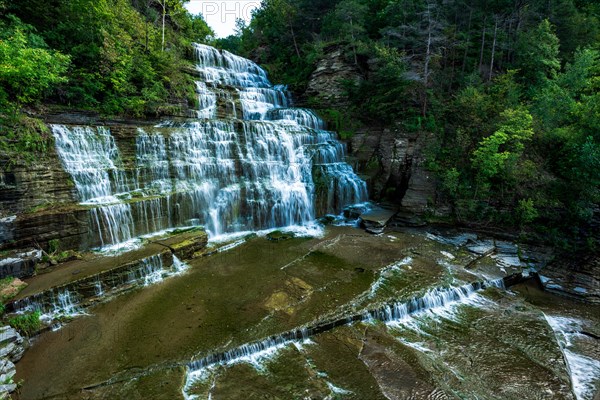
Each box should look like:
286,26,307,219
161,0,166,52
288,16,301,58
424,4,433,86
350,17,358,66
489,17,498,82
479,16,487,73
462,8,473,74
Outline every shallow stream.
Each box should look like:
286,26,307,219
14,226,600,400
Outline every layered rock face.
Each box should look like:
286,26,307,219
303,46,437,216
0,325,25,396
0,44,368,269
540,255,600,304
305,46,363,108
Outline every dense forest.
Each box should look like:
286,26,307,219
220,0,600,251
1,0,599,251
0,0,212,164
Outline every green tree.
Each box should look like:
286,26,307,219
515,19,560,89
472,108,534,190
0,16,70,104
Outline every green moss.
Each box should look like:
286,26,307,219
9,311,41,336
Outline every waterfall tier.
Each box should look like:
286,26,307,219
51,44,367,248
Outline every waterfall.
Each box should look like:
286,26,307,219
52,43,367,248
184,279,505,387
13,288,84,319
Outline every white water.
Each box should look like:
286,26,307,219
13,288,86,322
182,279,505,399
51,44,366,249
545,315,600,400
14,254,191,324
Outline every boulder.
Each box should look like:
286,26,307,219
360,207,398,234
0,326,25,362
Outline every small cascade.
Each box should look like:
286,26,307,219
128,254,165,286
13,288,84,319
363,279,503,323
52,43,367,249
545,315,600,400
183,278,506,392
90,203,134,246
94,277,104,296
12,253,191,325
195,82,217,119
172,255,189,273
51,125,130,203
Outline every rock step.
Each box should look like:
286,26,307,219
359,206,398,234
7,228,208,313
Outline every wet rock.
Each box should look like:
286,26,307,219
266,230,295,241
0,326,23,398
359,328,438,399
0,383,16,396
492,241,523,270
317,215,337,225
155,228,208,260
389,211,427,227
466,240,495,256
343,203,370,220
0,249,41,279
539,254,600,304
426,232,477,247
360,207,397,234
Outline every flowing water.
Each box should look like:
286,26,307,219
50,44,366,248
14,45,600,399
15,226,600,400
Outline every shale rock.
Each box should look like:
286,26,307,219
305,46,362,108
0,326,25,398
540,254,600,304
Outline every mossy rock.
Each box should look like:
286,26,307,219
266,231,296,241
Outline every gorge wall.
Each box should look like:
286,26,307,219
305,47,438,216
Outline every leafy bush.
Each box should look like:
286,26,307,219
9,311,41,336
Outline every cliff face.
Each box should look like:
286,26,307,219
304,46,362,108
0,146,88,254
350,128,437,214
304,46,438,216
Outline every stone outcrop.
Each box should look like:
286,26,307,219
359,206,398,234
0,250,40,279
539,254,600,304
349,127,437,216
0,326,25,397
304,46,362,108
0,149,78,218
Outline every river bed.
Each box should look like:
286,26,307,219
14,225,600,400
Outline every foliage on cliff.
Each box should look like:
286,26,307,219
0,0,212,117
0,0,212,167
223,0,600,250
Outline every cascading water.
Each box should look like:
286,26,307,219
545,315,600,400
182,278,506,398
51,44,367,247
